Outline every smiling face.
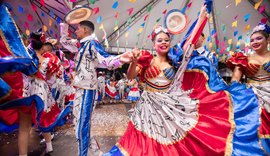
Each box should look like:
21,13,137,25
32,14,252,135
250,32,269,53
153,32,171,56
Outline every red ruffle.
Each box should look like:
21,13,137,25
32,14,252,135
137,50,153,82
42,52,61,77
226,52,248,73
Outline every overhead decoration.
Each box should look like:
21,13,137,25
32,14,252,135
166,0,172,4
43,25,48,32
233,30,238,36
40,0,45,7
127,8,134,15
18,5,24,13
235,0,241,6
144,15,149,21
97,16,102,24
32,5,37,11
259,5,266,14
232,20,237,27
112,1,118,9
41,12,45,17
244,25,250,31
261,17,267,24
24,22,29,28
89,0,96,4
244,13,250,22
65,6,93,24
254,0,262,10
164,9,188,35
27,14,33,21
49,10,54,18
70,0,76,2
114,12,119,18
49,19,52,26
25,29,30,36
163,9,167,15
56,17,61,24
129,0,136,2
93,7,99,15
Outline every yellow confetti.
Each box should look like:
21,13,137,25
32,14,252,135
235,0,241,6
228,39,232,44
244,25,250,31
49,19,52,26
99,24,104,30
138,27,143,33
42,25,48,32
26,29,30,36
125,32,129,38
254,0,263,10
232,20,237,27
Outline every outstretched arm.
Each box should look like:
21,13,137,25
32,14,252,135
59,23,79,53
231,66,243,82
127,48,141,80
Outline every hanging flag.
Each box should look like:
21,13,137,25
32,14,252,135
127,8,134,15
112,1,119,9
141,22,145,27
49,19,52,26
163,9,167,15
18,5,24,13
147,5,152,12
261,17,267,24
114,12,119,18
99,24,104,30
156,17,161,23
138,27,143,33
32,5,36,11
235,0,241,6
49,10,54,18
26,29,30,36
70,0,76,2
238,35,242,40
233,15,238,20
244,25,250,31
93,7,99,14
89,0,96,4
234,30,238,36
41,12,45,17
97,16,102,23
166,0,172,4
221,24,226,33
125,32,129,38
232,20,237,27
40,0,45,6
56,17,61,24
259,5,266,13
228,39,232,45
42,25,47,32
129,0,136,2
254,0,262,10
144,15,149,21
27,14,33,21
244,13,250,22
187,2,192,8
114,20,118,26
24,22,29,28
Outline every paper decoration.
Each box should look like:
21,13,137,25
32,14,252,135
187,2,192,8
254,0,262,10
221,24,226,33
41,12,45,17
207,36,211,42
97,16,102,23
232,20,237,27
147,5,152,12
261,18,267,24
209,42,212,48
112,1,118,9
238,35,242,40
125,32,129,38
216,40,219,45
209,17,213,23
32,5,37,11
93,7,100,15
141,22,145,27
144,15,149,21
224,36,228,41
129,0,136,2
40,0,45,6
127,8,134,15
166,0,172,4
244,25,250,31
114,12,119,18
216,11,221,16
89,0,96,4
234,31,238,36
26,29,30,36
235,0,241,6
24,22,29,28
163,9,167,15
50,10,54,18
114,20,118,26
156,17,161,23
127,17,132,24
18,5,24,13
99,24,104,30
234,15,238,20
244,13,250,22
27,14,33,21
228,39,232,44
49,19,52,26
49,30,53,35
226,3,232,8
42,25,48,32
138,27,143,33
114,26,118,31
259,5,266,13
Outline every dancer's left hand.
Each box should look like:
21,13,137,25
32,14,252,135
263,61,270,73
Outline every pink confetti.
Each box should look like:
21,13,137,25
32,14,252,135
93,7,99,14
127,8,134,15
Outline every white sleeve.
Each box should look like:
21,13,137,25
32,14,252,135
60,23,79,53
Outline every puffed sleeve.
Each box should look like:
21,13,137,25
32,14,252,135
42,52,61,76
226,52,248,73
137,50,153,82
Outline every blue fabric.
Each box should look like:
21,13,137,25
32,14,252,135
0,77,10,99
91,40,110,58
263,61,270,73
0,5,38,75
103,145,123,156
77,90,96,156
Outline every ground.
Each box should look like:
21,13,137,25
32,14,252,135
0,102,132,156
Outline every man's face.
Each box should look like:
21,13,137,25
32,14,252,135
195,35,205,49
75,25,87,40
42,45,53,53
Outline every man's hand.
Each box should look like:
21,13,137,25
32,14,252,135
119,48,141,64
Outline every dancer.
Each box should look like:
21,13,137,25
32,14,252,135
105,2,269,155
97,71,106,104
105,77,118,103
227,23,270,155
116,73,128,102
60,20,137,156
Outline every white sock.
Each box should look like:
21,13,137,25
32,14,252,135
46,142,53,153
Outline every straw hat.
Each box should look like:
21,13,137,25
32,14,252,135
164,9,188,35
64,6,93,24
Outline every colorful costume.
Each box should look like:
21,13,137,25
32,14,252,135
127,79,140,102
97,75,106,102
0,4,69,133
116,78,127,100
105,80,118,100
60,23,125,156
227,52,270,154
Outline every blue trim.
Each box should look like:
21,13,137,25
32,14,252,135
103,145,124,156
77,89,96,156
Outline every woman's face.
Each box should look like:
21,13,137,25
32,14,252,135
153,32,171,56
250,32,269,52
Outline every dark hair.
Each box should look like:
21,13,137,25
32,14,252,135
201,33,205,38
79,20,95,32
30,32,43,50
251,30,269,39
43,42,53,48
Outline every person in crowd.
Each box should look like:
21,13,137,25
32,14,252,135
97,71,106,104
116,73,128,102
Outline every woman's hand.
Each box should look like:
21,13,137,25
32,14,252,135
131,48,141,63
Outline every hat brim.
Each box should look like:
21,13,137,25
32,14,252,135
64,6,93,25
164,9,188,35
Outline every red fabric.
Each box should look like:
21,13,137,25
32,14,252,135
226,53,248,73
42,52,61,77
118,71,232,155
130,88,139,91
137,50,153,82
260,108,270,137
39,104,61,127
